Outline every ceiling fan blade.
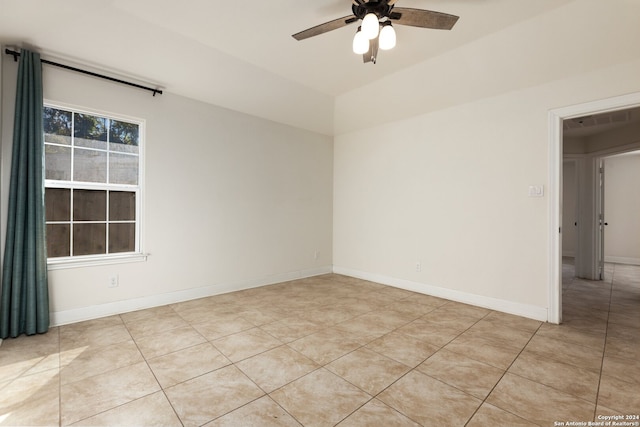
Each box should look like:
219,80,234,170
292,15,358,40
363,36,379,64
389,7,459,30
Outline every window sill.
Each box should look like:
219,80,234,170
47,253,148,270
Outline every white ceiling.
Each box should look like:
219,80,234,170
0,0,586,134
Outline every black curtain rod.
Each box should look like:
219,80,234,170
4,48,163,96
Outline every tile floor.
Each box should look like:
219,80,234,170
0,264,638,426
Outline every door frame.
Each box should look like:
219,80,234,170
548,92,640,324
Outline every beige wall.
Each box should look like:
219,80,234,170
1,60,334,324
333,0,640,320
604,152,640,264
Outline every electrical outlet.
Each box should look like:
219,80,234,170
314,250,320,260
108,274,119,288
415,262,422,272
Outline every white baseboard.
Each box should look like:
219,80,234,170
605,256,640,266
50,266,333,327
332,266,548,322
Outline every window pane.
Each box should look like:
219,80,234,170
109,120,139,154
43,107,71,145
109,223,135,253
45,188,70,221
110,191,136,221
73,223,106,256
74,113,107,149
74,190,106,221
47,224,70,257
109,153,138,185
45,144,72,181
74,148,107,182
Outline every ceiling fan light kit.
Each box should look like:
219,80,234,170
353,27,370,54
292,0,459,64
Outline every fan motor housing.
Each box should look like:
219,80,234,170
352,1,393,20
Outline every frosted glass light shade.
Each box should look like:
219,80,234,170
361,13,379,39
379,24,396,50
353,29,369,54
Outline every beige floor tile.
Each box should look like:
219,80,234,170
365,331,439,367
70,391,182,426
334,315,398,344
60,322,131,351
536,322,605,349
59,316,124,334
236,309,278,326
204,396,302,427
463,321,535,349
486,373,595,426
480,311,543,333
212,327,283,362
524,334,603,372
236,345,319,393
466,403,538,427
288,327,363,365
60,362,160,425
192,316,257,341
404,293,449,308
508,349,600,402
172,304,237,324
420,309,481,333
270,368,371,427
561,316,609,335
608,311,640,329
378,370,481,426
336,398,420,427
119,305,177,324
354,309,416,330
437,301,491,319
2,266,637,426
259,317,322,343
604,335,640,361
327,348,410,395
607,322,639,341
165,365,264,427
296,306,358,326
443,333,522,370
602,354,640,385
0,368,60,426
0,333,60,382
124,313,190,340
597,374,640,414
147,342,231,388
396,319,462,347
383,299,438,317
134,325,207,359
374,286,418,300
417,349,505,399
60,339,143,385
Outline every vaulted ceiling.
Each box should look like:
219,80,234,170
0,0,634,135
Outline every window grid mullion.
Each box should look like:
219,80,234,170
45,103,142,261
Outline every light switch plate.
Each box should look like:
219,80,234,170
528,185,544,197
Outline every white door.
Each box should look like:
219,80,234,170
598,160,606,280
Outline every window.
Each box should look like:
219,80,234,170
44,104,144,267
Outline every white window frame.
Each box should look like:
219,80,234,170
44,101,146,270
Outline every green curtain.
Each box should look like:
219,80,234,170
0,49,49,338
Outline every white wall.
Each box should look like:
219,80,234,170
604,152,640,265
1,58,333,325
562,160,578,257
333,0,640,321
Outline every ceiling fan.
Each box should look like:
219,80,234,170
292,0,459,64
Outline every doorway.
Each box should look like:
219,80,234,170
549,92,640,324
